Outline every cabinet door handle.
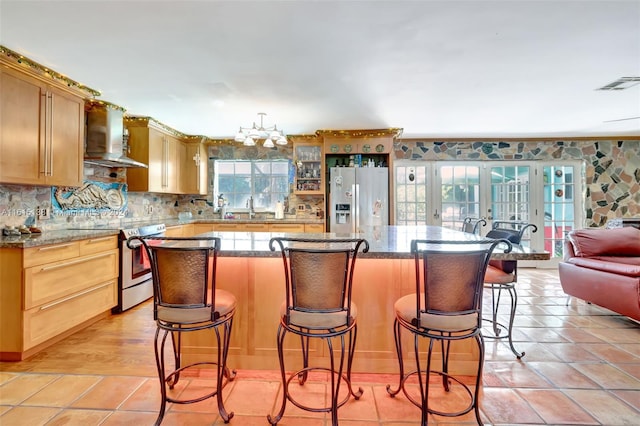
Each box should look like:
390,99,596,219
40,252,114,271
47,92,54,176
40,93,48,175
38,281,114,311
37,243,74,252
163,137,168,188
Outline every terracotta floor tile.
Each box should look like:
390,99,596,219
481,387,544,424
572,363,640,389
336,384,378,421
0,374,59,405
168,377,230,414
527,362,599,389
486,361,551,388
553,326,607,343
517,327,569,343
517,389,598,425
538,342,603,362
0,406,60,426
371,384,424,423
617,343,640,357
271,381,327,420
581,343,639,362
610,390,640,412
118,377,162,411
1,269,638,425
564,389,640,425
159,410,219,425
0,372,19,386
46,408,112,426
614,362,640,380
223,379,280,416
22,374,102,407
69,376,146,409
99,410,158,425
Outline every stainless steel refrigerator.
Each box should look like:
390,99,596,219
329,167,389,233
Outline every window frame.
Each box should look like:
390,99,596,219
212,159,291,211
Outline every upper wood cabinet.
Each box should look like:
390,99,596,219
126,120,184,194
0,64,84,187
182,142,208,195
293,138,324,195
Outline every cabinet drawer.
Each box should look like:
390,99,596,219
269,224,305,233
23,241,80,268
304,224,325,233
23,279,117,350
164,226,184,237
242,223,269,232
79,235,118,255
215,223,240,231
24,248,118,310
193,224,215,235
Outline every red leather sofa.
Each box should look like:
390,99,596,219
559,226,640,321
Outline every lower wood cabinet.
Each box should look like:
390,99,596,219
304,223,325,233
268,223,305,233
181,257,480,375
191,222,323,235
0,236,119,361
165,224,194,237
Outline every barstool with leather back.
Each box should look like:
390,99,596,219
483,220,537,358
386,238,510,425
267,237,369,426
127,236,236,425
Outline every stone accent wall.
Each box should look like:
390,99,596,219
394,139,640,227
1,139,637,230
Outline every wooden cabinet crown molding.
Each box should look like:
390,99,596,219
0,46,99,98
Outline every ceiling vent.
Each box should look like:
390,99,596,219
596,77,640,91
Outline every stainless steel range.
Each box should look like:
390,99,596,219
115,223,166,313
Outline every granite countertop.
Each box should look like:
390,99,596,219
200,225,550,261
0,228,120,248
0,224,549,261
0,217,324,249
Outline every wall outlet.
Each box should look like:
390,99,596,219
37,206,51,220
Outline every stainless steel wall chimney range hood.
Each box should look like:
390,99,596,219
84,104,148,168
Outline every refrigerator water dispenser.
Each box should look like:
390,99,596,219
335,204,350,224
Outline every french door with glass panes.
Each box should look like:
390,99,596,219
394,160,582,266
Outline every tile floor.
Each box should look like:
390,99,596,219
1,268,639,425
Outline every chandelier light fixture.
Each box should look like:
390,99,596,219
234,112,287,147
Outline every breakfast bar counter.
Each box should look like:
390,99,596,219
182,226,549,375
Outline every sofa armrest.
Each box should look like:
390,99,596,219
563,239,576,261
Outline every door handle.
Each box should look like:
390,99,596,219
433,209,440,219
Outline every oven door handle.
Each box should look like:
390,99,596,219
125,239,143,249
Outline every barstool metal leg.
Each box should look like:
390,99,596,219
298,334,310,385
505,284,525,359
154,328,169,426
267,324,288,425
386,318,405,397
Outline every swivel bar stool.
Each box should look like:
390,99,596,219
461,217,487,235
483,221,537,358
128,236,236,425
267,237,369,426
386,238,509,425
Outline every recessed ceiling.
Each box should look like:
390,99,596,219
1,0,639,138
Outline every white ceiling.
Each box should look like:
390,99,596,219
2,0,639,139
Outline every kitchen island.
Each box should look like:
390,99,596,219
183,226,549,375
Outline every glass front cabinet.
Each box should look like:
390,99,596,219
293,141,323,195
